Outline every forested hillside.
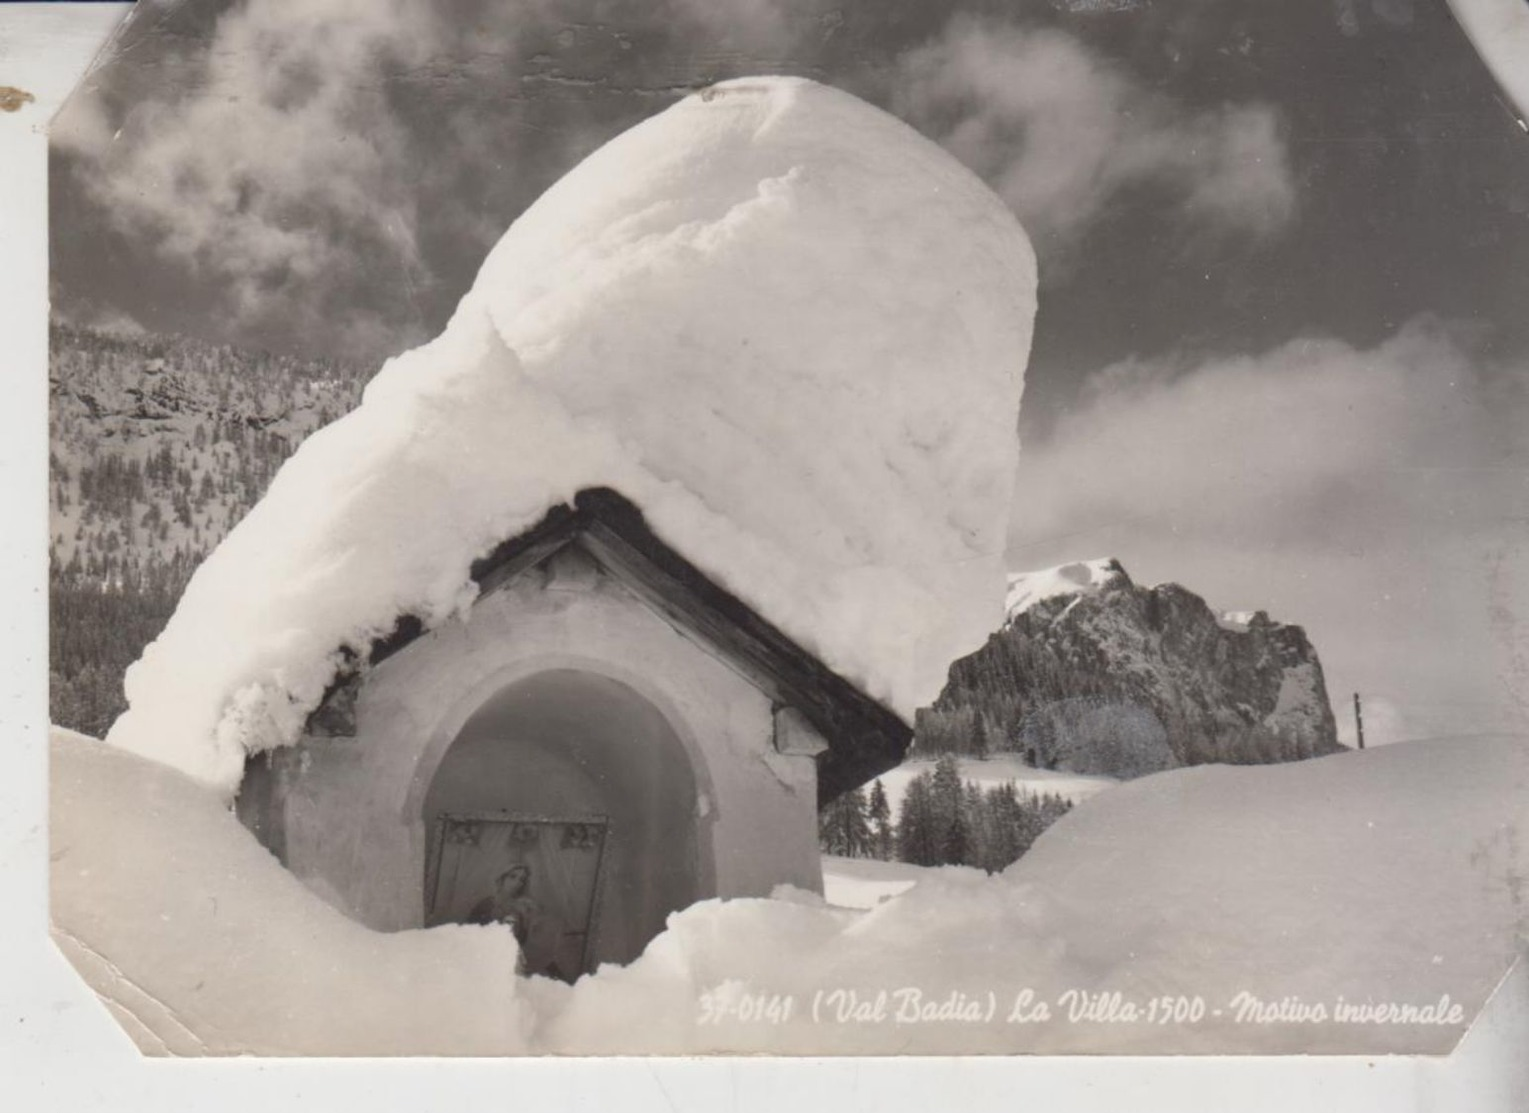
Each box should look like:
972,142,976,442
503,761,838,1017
48,323,368,735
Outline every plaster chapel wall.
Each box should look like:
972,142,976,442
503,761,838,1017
237,543,826,953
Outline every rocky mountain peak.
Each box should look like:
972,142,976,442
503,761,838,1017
917,558,1342,776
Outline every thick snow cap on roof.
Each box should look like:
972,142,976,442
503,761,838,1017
105,76,1038,796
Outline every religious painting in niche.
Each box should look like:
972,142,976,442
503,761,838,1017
427,815,610,983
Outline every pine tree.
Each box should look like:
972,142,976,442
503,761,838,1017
818,794,847,856
941,801,970,867
980,782,1023,872
867,779,893,861
818,785,872,858
840,785,872,858
925,753,969,865
930,753,963,818
963,781,988,867
972,715,991,760
896,773,940,867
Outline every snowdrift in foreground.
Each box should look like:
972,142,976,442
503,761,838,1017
104,76,1037,795
50,729,530,1056
53,728,1527,1055
542,735,1527,1055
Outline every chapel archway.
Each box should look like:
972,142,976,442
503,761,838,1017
421,668,704,979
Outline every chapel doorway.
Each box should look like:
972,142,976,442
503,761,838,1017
421,669,706,977
427,813,611,980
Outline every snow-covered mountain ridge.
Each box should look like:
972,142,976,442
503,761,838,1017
918,558,1342,772
1004,558,1128,620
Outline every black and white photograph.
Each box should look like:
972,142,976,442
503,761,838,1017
6,0,1529,1083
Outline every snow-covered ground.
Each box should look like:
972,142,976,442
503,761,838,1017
821,856,926,910
52,726,1528,1056
49,728,531,1056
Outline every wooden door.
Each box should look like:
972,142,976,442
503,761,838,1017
427,813,610,982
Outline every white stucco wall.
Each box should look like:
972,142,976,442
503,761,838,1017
242,542,825,946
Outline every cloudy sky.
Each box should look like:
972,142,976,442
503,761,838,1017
51,0,1529,744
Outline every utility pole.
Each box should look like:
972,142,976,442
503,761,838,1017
1353,692,1365,750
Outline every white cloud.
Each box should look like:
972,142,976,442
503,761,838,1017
894,18,1296,248
1007,321,1529,745
53,5,1297,353
53,0,468,352
1014,322,1521,546
50,0,849,355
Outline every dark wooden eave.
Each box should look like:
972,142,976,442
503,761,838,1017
346,487,910,805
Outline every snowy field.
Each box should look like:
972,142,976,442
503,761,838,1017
870,754,1119,818
821,856,926,910
52,726,1528,1056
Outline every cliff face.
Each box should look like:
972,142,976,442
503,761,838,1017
916,560,1342,776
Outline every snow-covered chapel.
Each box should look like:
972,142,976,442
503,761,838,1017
235,487,911,978
104,76,1038,982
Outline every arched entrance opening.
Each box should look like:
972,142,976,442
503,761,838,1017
421,668,705,979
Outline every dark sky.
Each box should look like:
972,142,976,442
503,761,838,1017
52,0,1529,432
48,0,1529,743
